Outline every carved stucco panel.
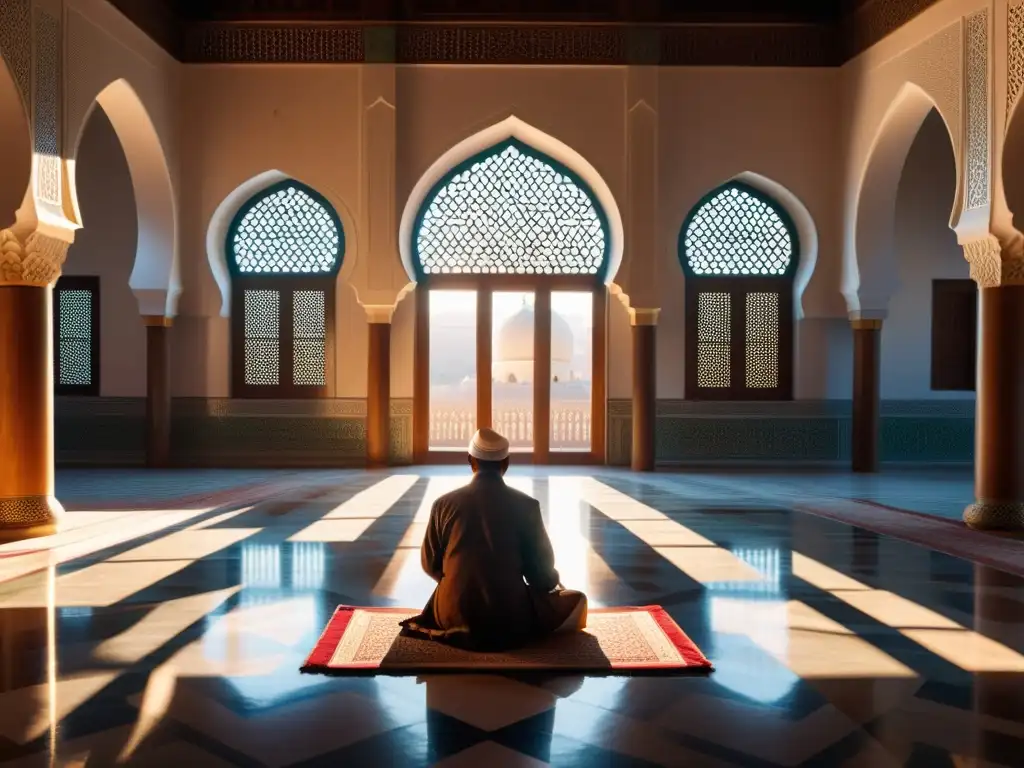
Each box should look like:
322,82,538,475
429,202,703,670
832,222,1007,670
33,8,61,206
0,228,70,286
1009,1,1024,123
965,10,989,210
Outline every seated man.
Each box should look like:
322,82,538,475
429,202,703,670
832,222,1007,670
401,428,587,651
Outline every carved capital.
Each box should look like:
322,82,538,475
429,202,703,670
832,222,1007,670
962,234,1024,288
0,228,69,287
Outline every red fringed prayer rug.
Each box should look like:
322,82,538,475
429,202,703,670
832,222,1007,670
302,605,713,674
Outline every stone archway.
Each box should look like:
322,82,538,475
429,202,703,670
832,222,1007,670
849,82,961,316
847,82,961,473
71,79,178,319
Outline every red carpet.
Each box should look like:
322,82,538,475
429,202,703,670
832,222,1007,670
303,605,713,674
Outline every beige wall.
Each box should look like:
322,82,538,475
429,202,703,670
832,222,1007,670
885,109,972,400
174,66,365,398
64,107,146,397
656,67,844,399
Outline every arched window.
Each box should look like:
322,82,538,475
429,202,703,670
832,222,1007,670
680,182,798,400
415,139,610,280
227,180,344,398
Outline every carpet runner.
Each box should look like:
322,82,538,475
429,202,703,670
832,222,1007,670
302,605,713,674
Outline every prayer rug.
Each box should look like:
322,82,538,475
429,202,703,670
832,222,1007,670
302,605,712,674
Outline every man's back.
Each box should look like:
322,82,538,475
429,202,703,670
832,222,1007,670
422,472,559,637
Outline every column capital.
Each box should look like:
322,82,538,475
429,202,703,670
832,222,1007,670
850,318,883,330
629,307,660,326
142,315,173,327
363,304,395,324
963,233,1024,288
0,228,70,287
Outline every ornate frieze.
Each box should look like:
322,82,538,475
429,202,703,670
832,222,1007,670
0,229,70,287
965,10,989,210
185,23,364,62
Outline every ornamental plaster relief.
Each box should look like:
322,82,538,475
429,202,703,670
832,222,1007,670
965,9,989,209
0,228,70,286
962,233,1024,287
33,7,62,206
1010,1,1024,124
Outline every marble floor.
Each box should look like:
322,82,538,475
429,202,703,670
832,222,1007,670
0,467,1021,767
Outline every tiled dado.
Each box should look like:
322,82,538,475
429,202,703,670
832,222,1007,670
55,397,415,467
607,398,975,466
55,397,971,467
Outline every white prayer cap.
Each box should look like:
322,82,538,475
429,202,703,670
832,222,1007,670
468,428,510,462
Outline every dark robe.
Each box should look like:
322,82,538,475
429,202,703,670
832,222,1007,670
401,471,584,650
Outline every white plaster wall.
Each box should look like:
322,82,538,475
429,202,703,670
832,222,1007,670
63,107,145,397
883,109,972,400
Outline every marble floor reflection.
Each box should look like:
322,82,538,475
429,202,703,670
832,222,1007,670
0,467,1021,766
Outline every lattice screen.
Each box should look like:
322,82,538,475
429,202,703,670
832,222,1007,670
58,289,93,386
244,289,280,386
683,185,794,276
231,185,341,274
745,292,780,388
416,143,606,276
696,292,731,388
292,289,326,386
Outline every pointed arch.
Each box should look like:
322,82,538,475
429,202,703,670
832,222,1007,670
0,53,30,227
207,172,351,399
399,116,624,284
206,170,358,317
679,177,808,401
849,82,959,314
70,79,178,317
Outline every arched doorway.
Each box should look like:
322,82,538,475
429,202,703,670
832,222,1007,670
411,139,610,463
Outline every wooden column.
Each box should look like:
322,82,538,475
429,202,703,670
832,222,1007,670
0,286,62,539
965,286,1024,530
367,317,392,467
144,317,172,468
533,289,552,463
851,318,882,473
631,310,658,472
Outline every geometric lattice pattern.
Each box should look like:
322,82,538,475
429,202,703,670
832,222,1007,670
745,292,780,389
231,185,341,274
697,292,731,388
58,289,93,386
416,142,606,276
244,290,280,386
684,186,793,276
292,290,326,386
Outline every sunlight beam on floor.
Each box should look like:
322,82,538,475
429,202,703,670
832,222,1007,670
574,478,766,586
792,552,1024,673
290,475,419,543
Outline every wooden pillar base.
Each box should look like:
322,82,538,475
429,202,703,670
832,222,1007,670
367,321,392,467
631,320,656,472
966,286,1024,531
145,318,172,468
0,286,62,539
851,319,881,474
